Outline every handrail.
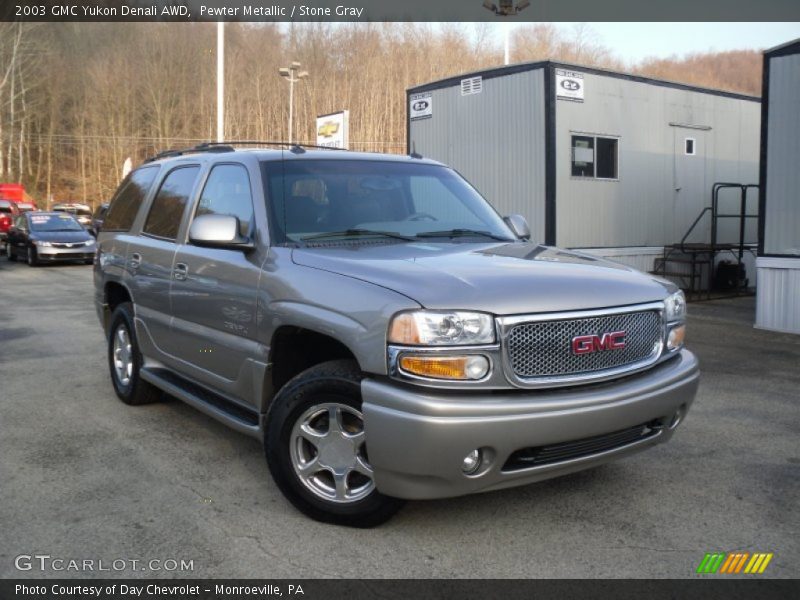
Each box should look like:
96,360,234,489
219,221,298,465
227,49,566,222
679,206,713,254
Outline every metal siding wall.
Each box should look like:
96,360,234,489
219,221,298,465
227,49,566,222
764,53,800,255
756,259,800,333
579,247,665,273
408,69,547,242
554,73,760,249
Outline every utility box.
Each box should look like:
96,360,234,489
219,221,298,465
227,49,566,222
407,61,761,274
756,39,800,334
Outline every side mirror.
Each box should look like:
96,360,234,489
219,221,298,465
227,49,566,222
188,214,253,250
504,214,531,240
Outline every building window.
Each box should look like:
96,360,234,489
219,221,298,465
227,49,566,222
685,138,696,155
571,134,618,180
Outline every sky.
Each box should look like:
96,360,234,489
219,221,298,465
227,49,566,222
495,22,800,63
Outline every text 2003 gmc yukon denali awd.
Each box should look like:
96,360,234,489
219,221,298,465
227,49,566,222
94,144,699,527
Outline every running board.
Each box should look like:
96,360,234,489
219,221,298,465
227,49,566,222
140,368,262,439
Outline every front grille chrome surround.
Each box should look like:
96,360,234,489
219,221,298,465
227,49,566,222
498,302,666,389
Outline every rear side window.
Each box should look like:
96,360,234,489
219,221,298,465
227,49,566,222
195,164,254,238
143,166,200,240
103,166,159,231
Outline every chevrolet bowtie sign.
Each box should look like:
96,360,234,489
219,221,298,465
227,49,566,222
316,110,349,149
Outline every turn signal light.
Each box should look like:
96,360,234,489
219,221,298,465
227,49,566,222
399,355,490,380
667,325,686,351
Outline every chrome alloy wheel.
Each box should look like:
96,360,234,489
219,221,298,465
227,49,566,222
112,325,133,387
289,402,375,503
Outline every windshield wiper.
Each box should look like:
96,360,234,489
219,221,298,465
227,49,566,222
416,228,511,241
301,229,415,242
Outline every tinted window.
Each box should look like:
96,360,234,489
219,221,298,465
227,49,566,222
29,213,83,232
104,166,159,231
409,176,477,222
143,166,200,240
195,164,254,238
263,160,513,244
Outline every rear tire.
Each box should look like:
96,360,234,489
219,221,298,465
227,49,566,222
107,302,160,406
7,246,15,261
265,359,404,527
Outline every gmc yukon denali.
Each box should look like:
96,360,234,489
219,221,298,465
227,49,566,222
94,144,699,527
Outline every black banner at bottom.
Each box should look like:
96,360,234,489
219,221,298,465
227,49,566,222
2,579,799,600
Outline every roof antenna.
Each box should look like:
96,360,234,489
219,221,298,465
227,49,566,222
409,141,422,159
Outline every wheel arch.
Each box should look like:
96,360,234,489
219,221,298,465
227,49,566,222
102,280,134,332
264,326,362,408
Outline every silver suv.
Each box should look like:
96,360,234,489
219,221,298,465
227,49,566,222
94,144,699,527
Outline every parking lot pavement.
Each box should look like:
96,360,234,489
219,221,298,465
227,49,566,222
1,257,798,579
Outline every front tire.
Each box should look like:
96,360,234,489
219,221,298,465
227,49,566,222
265,360,404,527
107,302,160,405
27,246,38,266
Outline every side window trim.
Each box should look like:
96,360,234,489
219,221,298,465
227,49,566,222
141,164,201,242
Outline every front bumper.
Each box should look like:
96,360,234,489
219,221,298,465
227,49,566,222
36,245,95,261
362,349,699,500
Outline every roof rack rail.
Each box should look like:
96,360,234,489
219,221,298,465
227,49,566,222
143,140,348,163
199,141,349,153
143,144,235,163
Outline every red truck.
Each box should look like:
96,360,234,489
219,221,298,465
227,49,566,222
0,183,37,211
0,184,37,254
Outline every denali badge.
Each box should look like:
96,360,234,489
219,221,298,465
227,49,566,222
572,331,627,355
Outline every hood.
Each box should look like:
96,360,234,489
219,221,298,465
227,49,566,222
31,230,93,243
292,242,675,315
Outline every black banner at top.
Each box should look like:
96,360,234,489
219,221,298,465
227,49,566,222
2,0,800,22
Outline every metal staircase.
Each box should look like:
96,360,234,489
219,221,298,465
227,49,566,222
652,183,759,300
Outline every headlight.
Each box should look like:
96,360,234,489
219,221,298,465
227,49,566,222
84,239,96,246
664,290,686,322
34,240,52,247
388,310,495,345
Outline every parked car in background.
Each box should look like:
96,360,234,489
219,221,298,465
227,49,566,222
0,199,21,255
7,211,96,266
53,203,93,229
91,202,109,236
14,201,38,212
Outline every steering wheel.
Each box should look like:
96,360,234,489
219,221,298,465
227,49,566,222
404,212,437,222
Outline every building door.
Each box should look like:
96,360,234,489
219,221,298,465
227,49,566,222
672,127,708,244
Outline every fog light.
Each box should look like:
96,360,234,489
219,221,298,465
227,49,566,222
667,325,686,351
462,449,482,475
399,355,490,380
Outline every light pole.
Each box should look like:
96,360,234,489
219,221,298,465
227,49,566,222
217,22,224,142
482,1,530,65
279,62,309,145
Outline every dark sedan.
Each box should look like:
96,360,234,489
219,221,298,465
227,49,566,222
6,212,96,266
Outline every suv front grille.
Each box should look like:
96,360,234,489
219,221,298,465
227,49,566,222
505,309,662,381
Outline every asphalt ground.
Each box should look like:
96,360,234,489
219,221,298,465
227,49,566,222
1,258,798,579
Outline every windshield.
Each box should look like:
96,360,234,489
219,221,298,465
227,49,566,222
262,159,515,245
29,213,84,232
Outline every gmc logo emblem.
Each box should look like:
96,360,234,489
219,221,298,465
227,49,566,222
571,331,627,355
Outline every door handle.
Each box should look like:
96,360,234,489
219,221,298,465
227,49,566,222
129,253,142,270
173,263,189,281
